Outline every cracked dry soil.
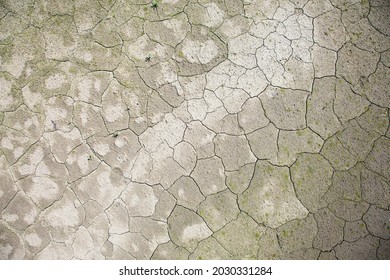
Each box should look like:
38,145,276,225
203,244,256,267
0,0,389,260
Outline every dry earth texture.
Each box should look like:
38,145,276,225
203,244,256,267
0,0,389,260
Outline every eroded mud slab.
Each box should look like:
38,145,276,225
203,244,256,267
0,0,389,260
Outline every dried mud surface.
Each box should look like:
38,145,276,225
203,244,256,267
0,0,389,260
